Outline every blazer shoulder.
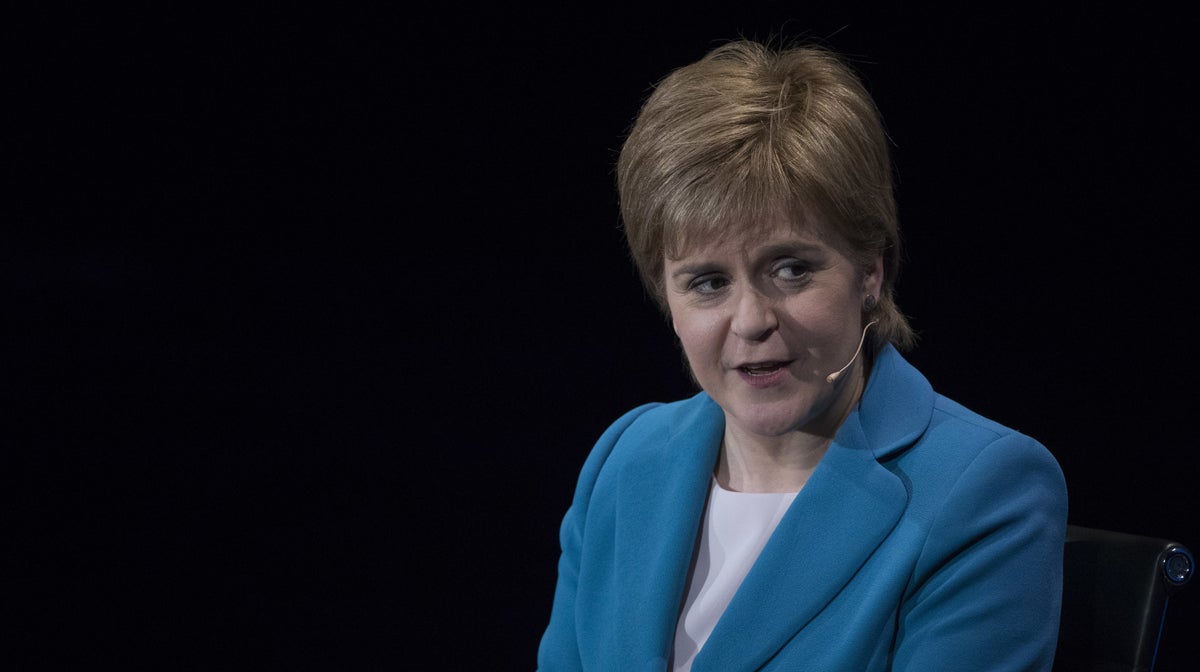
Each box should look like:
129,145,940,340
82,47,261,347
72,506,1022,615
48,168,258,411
916,393,1066,502
575,402,662,481
596,401,666,446
929,394,1055,455
574,393,717,490
595,393,715,449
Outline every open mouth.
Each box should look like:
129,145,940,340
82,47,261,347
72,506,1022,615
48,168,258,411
739,362,788,376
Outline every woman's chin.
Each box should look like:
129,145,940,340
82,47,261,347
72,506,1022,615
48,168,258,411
726,406,807,438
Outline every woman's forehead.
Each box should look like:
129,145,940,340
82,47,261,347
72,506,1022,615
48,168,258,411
666,212,836,260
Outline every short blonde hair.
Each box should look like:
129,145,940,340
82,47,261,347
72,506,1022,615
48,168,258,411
617,39,915,354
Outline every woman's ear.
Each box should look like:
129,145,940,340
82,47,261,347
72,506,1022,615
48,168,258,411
863,255,884,298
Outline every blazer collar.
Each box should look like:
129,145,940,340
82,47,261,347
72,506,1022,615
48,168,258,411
695,415,909,670
613,346,933,669
698,345,932,670
857,344,936,461
614,393,724,668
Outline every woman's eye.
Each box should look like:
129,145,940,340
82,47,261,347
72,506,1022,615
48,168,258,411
772,260,812,281
689,275,728,294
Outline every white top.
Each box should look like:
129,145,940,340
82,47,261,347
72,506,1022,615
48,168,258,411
671,478,799,671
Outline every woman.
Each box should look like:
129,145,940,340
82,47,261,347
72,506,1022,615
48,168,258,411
538,38,1067,671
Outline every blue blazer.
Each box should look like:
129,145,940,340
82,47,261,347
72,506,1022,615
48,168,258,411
538,345,1068,671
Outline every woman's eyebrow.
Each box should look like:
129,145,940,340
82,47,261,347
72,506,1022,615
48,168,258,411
756,241,824,258
669,262,717,279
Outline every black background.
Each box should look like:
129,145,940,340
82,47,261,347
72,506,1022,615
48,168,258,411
11,3,1198,670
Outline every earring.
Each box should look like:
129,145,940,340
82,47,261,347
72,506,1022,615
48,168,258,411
863,294,877,311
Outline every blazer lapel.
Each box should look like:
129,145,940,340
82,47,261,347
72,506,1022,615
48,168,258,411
611,347,930,670
694,400,912,671
614,394,725,667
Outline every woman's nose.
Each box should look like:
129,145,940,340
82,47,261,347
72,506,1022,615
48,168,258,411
730,287,778,341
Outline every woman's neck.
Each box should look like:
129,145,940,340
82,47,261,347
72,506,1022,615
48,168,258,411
715,433,828,493
716,361,867,493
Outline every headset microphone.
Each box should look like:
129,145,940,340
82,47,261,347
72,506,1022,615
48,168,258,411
826,320,879,384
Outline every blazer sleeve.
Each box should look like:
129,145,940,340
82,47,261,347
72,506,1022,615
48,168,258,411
536,403,661,672
891,433,1068,671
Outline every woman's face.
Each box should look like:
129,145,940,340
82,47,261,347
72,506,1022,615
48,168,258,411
663,217,882,441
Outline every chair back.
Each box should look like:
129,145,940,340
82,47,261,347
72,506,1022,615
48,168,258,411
1053,524,1193,672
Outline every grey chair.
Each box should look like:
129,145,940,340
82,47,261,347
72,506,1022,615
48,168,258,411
1053,524,1194,671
